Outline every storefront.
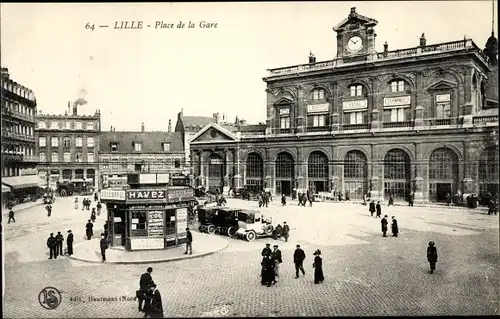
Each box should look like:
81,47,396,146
100,186,195,251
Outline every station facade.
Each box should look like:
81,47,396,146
188,8,499,203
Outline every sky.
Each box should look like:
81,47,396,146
1,1,497,131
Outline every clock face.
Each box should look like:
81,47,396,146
347,36,363,52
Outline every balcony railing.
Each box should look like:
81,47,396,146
342,123,370,131
473,115,498,125
2,130,35,141
306,126,330,132
2,153,23,162
267,39,484,77
23,155,39,162
382,121,414,128
434,118,452,126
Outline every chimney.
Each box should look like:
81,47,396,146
67,102,71,115
213,112,220,124
419,33,427,47
349,7,356,18
223,113,226,122
383,41,389,57
308,51,316,64
168,119,172,133
72,102,78,116
1,67,9,79
141,122,145,132
235,115,239,124
110,125,113,131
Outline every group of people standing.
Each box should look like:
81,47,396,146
259,243,324,286
380,215,399,237
257,191,272,208
46,230,74,259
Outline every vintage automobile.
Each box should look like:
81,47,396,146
57,181,75,197
197,207,240,237
234,210,275,242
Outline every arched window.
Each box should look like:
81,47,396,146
478,146,499,198
246,153,264,189
428,148,459,202
312,88,325,100
276,152,294,178
343,150,368,200
308,151,329,192
384,149,411,200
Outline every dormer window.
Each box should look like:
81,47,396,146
162,143,171,151
50,121,59,130
38,121,46,129
134,142,142,152
390,80,405,93
75,122,82,130
312,89,325,100
86,122,94,130
110,143,119,152
349,85,363,97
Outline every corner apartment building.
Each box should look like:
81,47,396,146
99,122,186,189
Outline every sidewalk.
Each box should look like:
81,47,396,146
70,232,229,264
3,199,44,215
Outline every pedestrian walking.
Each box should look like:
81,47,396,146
408,192,414,207
261,243,272,282
55,231,64,256
427,241,438,274
381,215,388,237
138,267,155,313
271,244,282,282
86,219,94,240
313,249,324,284
46,204,52,217
281,194,286,206
293,244,306,278
87,198,91,210
91,209,96,223
74,197,79,210
376,201,382,218
147,284,164,318
282,222,290,242
369,201,376,217
391,216,399,237
100,233,108,262
445,193,451,207
47,233,57,259
8,210,15,223
66,230,74,256
389,194,395,206
96,201,102,216
184,228,192,255
94,192,99,202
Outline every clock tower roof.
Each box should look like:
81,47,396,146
333,7,378,31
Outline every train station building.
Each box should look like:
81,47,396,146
188,7,499,203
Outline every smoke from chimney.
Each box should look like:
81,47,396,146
72,89,88,115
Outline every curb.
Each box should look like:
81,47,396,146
69,239,230,265
9,201,44,214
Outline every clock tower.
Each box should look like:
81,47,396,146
333,7,378,60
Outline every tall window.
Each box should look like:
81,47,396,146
75,122,82,130
390,80,405,93
51,137,59,147
311,115,326,127
87,137,95,148
208,154,223,177
39,152,46,162
65,121,71,130
63,137,71,148
344,151,367,179
246,153,264,178
64,152,71,162
349,85,363,97
308,151,328,178
312,89,325,100
76,152,82,163
130,211,147,236
87,153,94,163
344,112,365,124
39,137,46,147
435,94,451,119
429,148,458,180
75,137,83,147
275,152,294,178
280,117,290,129
384,108,409,122
51,152,59,162
479,146,499,182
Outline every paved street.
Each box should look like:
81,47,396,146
3,196,499,318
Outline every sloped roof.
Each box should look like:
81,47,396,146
181,116,216,131
238,124,266,133
333,8,378,31
99,131,183,153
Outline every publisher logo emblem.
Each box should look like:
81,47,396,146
38,287,61,310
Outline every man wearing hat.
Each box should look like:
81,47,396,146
427,241,438,274
55,231,64,257
138,267,155,312
66,230,74,256
261,243,272,282
271,244,283,282
147,283,164,318
46,233,57,259
184,228,193,255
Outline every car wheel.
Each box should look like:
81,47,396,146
264,225,274,235
207,225,216,234
60,190,67,197
246,230,256,241
227,227,237,237
198,225,205,233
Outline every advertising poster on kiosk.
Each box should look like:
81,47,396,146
176,208,188,234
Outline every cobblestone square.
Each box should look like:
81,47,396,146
3,196,499,317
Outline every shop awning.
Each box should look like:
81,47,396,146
2,184,11,193
2,175,46,190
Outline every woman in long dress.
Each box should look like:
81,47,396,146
262,255,276,287
313,249,324,284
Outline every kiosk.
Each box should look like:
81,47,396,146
99,174,195,251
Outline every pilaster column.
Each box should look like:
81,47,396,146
199,151,205,188
370,144,383,200
233,148,242,189
296,85,305,133
462,141,476,194
413,143,424,203
223,148,233,193
264,149,273,193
